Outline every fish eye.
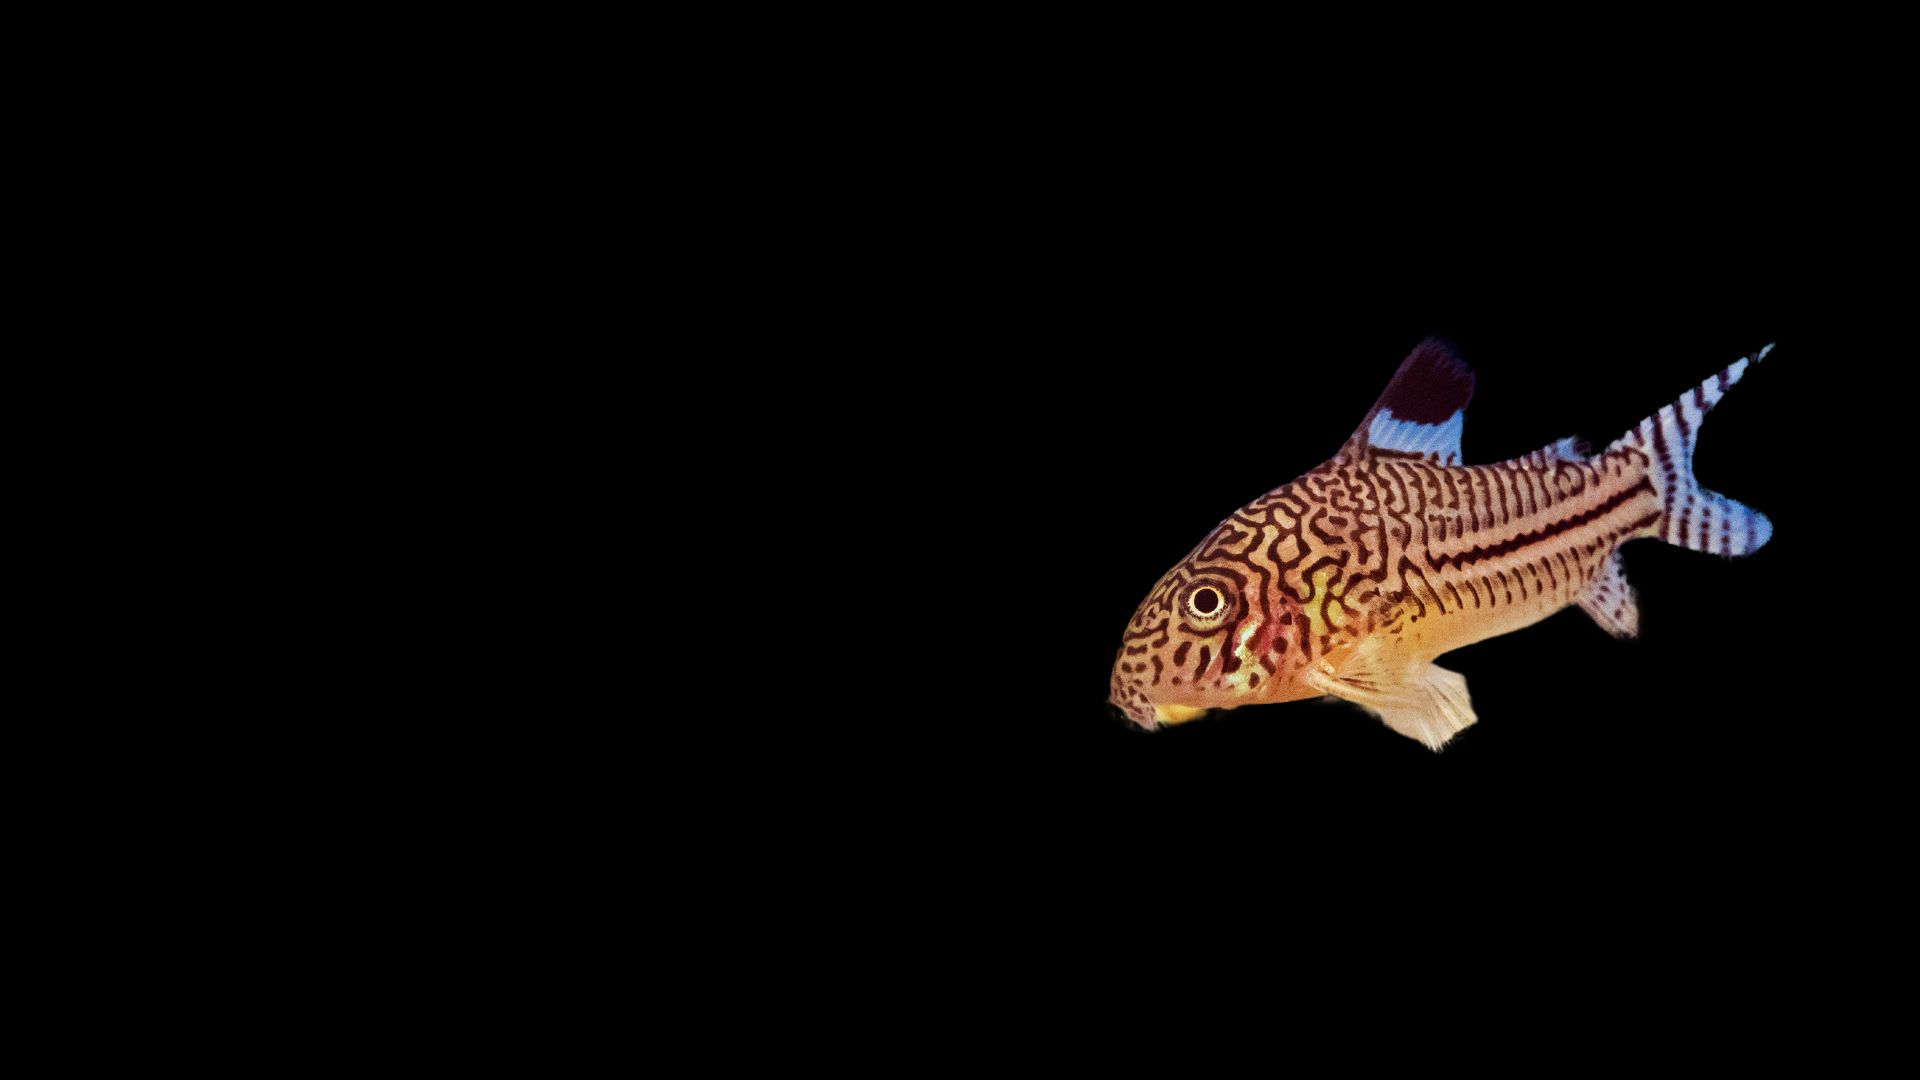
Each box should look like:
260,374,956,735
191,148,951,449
1183,583,1231,622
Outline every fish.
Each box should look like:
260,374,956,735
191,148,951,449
1108,338,1774,749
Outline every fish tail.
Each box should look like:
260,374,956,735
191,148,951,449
1606,344,1774,557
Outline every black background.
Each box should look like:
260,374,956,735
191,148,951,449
667,78,1902,1013
689,51,1899,1019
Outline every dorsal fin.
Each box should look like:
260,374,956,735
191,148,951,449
1338,337,1476,465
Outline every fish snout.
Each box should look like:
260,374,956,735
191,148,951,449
1108,692,1161,731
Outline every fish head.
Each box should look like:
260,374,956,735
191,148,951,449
1109,550,1310,730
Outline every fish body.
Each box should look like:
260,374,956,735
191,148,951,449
1109,339,1773,749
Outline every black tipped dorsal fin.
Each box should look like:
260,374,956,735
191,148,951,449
1338,337,1476,465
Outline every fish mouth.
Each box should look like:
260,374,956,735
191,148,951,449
1110,701,1158,731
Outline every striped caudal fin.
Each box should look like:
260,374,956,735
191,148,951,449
1607,344,1774,557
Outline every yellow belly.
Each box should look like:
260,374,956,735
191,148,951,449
1153,703,1208,725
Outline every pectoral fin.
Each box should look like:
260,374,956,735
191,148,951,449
1305,659,1479,751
